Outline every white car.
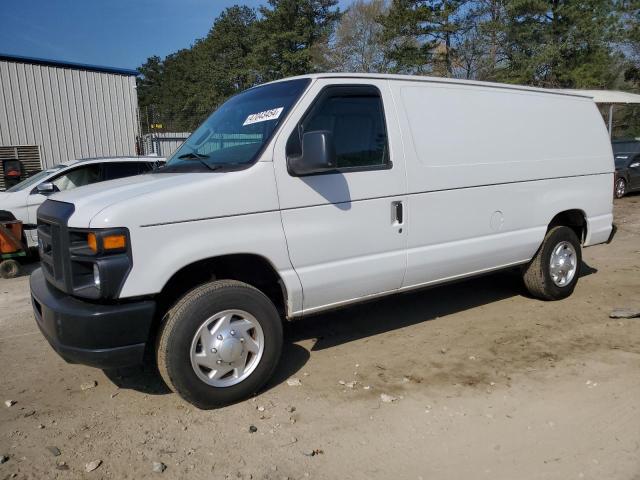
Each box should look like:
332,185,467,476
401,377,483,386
0,156,164,248
29,74,615,409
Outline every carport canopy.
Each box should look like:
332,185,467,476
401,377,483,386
556,89,640,137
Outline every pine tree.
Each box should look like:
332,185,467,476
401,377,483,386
137,6,259,131
252,0,341,81
497,0,624,88
381,0,470,76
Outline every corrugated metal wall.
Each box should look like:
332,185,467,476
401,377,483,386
0,59,139,168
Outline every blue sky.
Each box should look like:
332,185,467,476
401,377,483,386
0,0,352,70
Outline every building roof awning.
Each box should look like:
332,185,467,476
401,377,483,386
555,89,640,105
551,89,640,138
0,52,139,77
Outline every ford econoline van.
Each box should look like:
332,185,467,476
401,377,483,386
30,74,615,408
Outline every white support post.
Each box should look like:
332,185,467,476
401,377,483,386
608,104,613,138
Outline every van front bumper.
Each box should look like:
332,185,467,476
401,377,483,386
30,268,155,369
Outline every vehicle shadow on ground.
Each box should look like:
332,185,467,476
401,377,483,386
100,262,596,396
286,262,596,352
102,342,312,397
103,364,171,395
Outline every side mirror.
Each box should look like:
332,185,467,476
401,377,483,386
35,182,56,195
288,130,337,176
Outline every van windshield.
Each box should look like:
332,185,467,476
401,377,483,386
162,78,310,172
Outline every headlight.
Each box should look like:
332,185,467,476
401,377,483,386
68,227,131,300
93,263,101,289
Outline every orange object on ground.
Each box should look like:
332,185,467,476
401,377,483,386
0,222,24,254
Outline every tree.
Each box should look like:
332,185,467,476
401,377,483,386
621,0,640,85
137,0,640,136
137,6,259,132
328,0,391,72
497,0,624,88
454,0,507,80
381,0,471,76
252,0,341,81
194,6,258,111
137,56,164,118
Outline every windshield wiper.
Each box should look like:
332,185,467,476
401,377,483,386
178,152,210,160
175,152,220,171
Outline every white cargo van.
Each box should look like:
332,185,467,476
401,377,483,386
30,74,615,408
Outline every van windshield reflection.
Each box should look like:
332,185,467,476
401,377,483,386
161,79,310,172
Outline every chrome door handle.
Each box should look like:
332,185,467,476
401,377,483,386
392,201,403,225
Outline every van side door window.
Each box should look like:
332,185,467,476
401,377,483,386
288,85,390,171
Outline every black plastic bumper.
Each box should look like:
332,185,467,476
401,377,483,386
30,268,155,369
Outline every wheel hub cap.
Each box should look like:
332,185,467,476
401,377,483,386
549,241,577,287
190,309,264,387
217,337,243,363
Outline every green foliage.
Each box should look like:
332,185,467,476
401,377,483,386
495,0,623,88
137,2,339,131
138,0,640,134
139,6,260,132
252,0,341,81
325,0,391,73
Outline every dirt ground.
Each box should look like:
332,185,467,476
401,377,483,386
1,197,639,480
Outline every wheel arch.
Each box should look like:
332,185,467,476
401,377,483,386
548,209,588,244
157,253,290,321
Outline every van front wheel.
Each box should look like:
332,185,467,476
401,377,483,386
156,280,283,409
522,226,582,300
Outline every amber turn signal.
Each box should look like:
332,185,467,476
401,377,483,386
87,233,98,253
103,234,126,251
87,232,126,253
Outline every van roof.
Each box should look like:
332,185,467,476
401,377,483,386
267,73,594,100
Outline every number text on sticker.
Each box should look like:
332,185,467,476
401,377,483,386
243,107,284,126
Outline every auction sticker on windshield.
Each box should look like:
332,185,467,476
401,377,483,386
243,107,284,126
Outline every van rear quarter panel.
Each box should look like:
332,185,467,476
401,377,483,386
389,81,613,288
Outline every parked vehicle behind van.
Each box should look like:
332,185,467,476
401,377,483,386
0,156,164,248
30,74,615,408
612,139,640,198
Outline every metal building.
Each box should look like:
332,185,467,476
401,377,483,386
0,53,140,182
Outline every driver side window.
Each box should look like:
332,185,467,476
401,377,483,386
52,164,101,191
287,85,390,171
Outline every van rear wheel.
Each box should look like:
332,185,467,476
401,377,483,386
522,226,581,300
156,280,283,409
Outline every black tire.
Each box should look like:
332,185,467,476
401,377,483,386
0,259,20,279
614,178,626,199
522,226,582,301
156,280,283,409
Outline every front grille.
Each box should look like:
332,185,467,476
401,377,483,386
38,220,64,288
37,200,75,294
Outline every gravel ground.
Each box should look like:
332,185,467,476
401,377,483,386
1,196,639,480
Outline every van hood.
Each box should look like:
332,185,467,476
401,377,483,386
52,173,187,213
53,163,279,229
